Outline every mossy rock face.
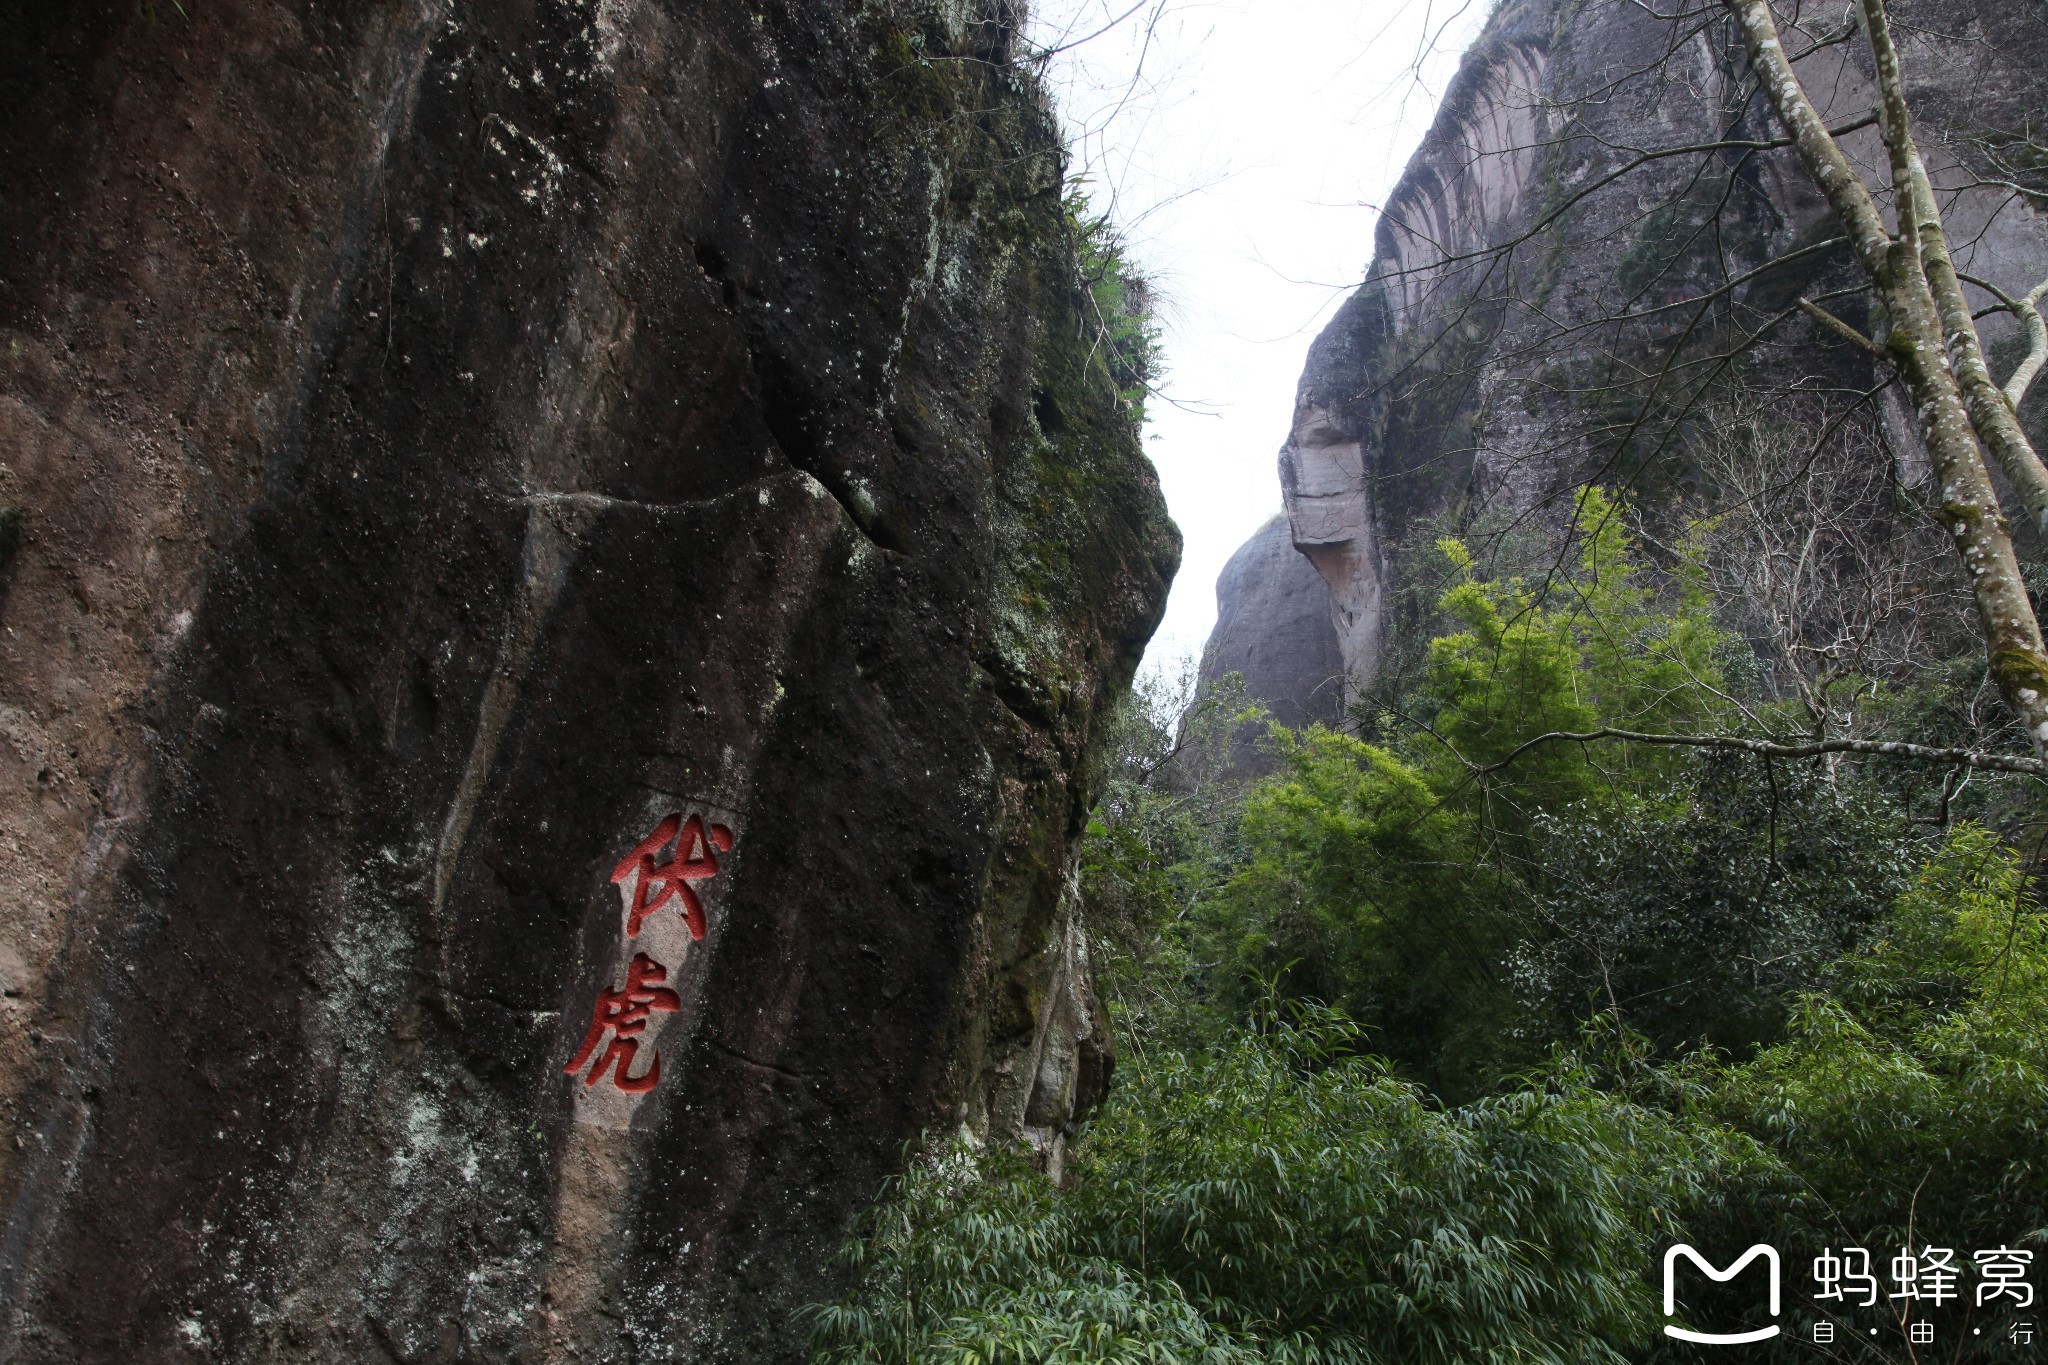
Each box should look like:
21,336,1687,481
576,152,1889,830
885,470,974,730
0,0,1174,1359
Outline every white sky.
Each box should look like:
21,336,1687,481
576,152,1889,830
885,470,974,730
1026,0,1490,668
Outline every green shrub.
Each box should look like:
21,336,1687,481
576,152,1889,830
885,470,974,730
812,1004,1771,1364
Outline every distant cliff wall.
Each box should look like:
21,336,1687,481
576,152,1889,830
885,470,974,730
0,1,1176,1359
1201,513,1343,763
1208,0,2048,714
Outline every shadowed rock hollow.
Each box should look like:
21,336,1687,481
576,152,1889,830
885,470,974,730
0,0,1176,1358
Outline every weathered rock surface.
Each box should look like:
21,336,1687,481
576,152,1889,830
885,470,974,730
0,1,1176,1358
1210,0,2048,702
1201,513,1343,756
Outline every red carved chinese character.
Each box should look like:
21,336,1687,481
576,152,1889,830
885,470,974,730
563,953,682,1093
610,812,735,940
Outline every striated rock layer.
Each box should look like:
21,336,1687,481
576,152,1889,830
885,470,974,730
0,0,1177,1358
1208,0,2048,709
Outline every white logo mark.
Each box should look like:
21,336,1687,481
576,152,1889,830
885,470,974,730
1664,1244,1783,1344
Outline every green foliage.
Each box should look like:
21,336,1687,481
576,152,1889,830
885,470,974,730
1079,666,1261,1045
1065,190,1161,427
1420,488,1725,792
1200,490,1749,1091
808,1139,1256,1363
1205,725,1516,1095
811,471,2048,1363
813,1005,1768,1365
813,828,2048,1362
1701,825,2048,1250
1514,756,1913,1057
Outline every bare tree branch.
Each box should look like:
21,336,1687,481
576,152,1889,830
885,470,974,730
1472,726,2048,779
1797,297,1889,359
1958,269,2048,409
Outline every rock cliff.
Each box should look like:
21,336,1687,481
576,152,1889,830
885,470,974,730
1199,513,1342,765
0,1,1176,1358
1207,0,2048,716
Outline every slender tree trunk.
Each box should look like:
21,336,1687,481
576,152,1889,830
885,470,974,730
1856,0,2048,534
1724,0,2048,758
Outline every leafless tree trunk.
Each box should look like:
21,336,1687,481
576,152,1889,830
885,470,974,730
1725,0,2048,758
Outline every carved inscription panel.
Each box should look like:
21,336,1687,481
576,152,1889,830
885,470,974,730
565,805,739,1122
